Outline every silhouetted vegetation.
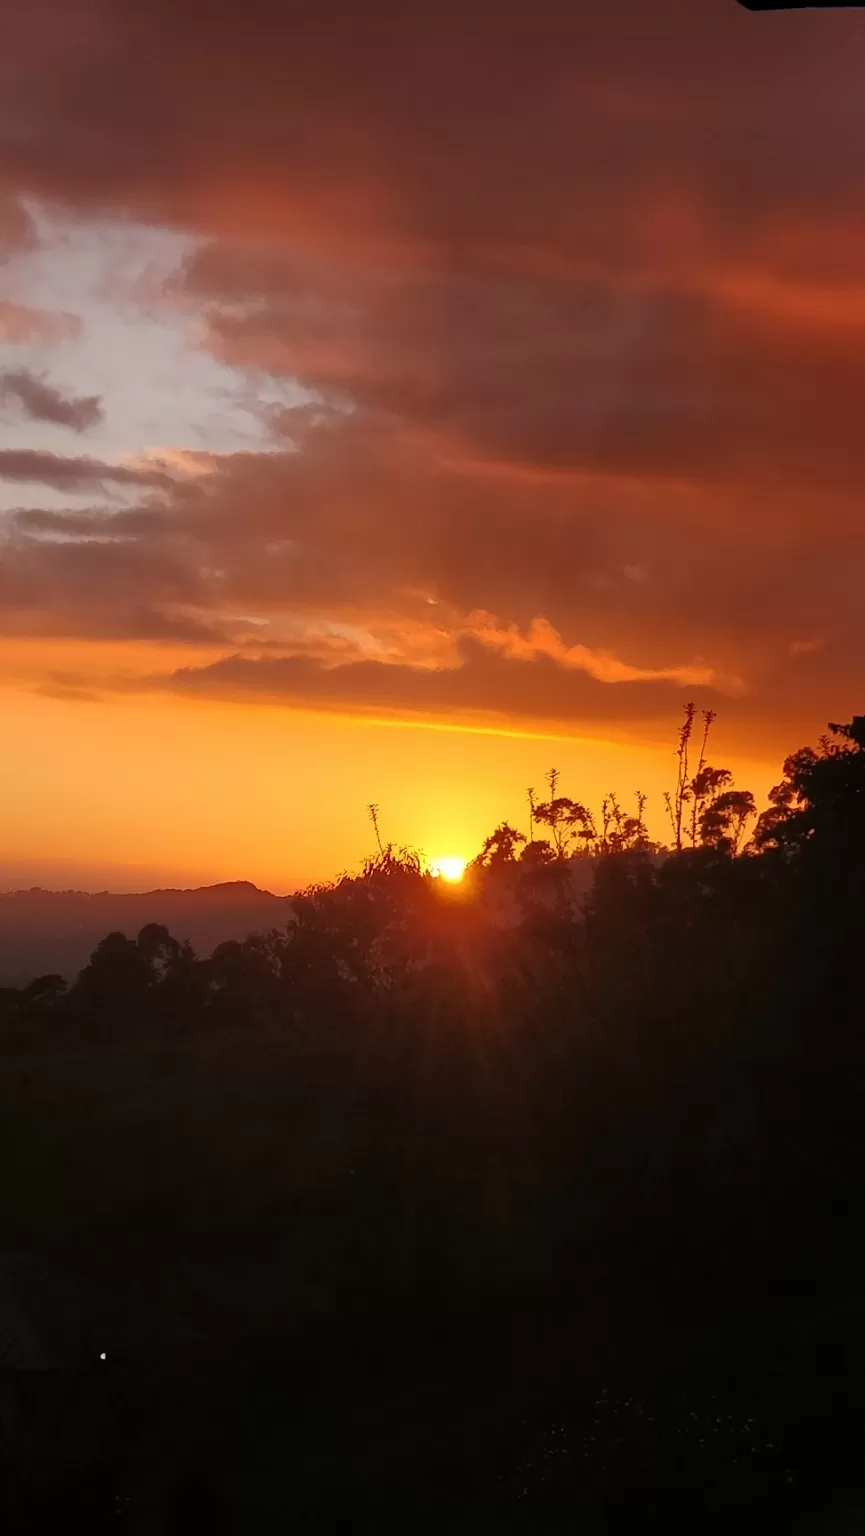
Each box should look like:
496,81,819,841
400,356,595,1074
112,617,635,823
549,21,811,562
4,709,865,1529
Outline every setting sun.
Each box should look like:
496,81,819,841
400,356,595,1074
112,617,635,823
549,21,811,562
429,856,467,883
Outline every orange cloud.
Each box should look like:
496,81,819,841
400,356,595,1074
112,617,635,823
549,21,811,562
3,0,865,776
462,613,745,693
0,301,81,344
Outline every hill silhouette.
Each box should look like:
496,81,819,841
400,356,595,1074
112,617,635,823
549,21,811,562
0,881,291,987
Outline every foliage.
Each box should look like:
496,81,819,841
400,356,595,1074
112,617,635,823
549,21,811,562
469,821,526,869
529,767,598,858
754,715,865,856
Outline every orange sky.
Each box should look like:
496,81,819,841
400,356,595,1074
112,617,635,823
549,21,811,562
0,685,780,891
2,0,864,889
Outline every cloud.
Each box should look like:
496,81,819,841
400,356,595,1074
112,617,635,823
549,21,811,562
0,301,81,345
0,370,103,432
0,449,173,491
0,517,225,645
789,636,825,659
0,195,36,252
12,506,168,539
120,641,735,741
34,678,101,703
4,0,865,752
189,245,865,498
5,422,857,752
464,613,744,693
3,0,862,258
96,625,853,758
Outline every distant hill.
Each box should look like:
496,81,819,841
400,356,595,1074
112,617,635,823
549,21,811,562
0,882,292,987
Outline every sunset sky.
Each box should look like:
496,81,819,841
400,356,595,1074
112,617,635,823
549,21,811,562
2,0,865,891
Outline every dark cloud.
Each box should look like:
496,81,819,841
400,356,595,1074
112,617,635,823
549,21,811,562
189,243,865,497
13,506,168,539
4,1,863,253
11,419,862,754
0,525,225,644
131,641,725,734
1,370,103,432
4,0,865,747
118,632,857,759
0,449,173,491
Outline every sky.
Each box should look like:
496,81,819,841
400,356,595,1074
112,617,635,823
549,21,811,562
2,0,865,891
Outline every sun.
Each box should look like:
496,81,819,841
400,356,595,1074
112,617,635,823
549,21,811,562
429,855,467,883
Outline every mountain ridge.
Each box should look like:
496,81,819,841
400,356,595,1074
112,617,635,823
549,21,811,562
0,882,293,987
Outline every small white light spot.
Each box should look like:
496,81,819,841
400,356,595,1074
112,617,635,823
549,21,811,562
99,1351,107,1361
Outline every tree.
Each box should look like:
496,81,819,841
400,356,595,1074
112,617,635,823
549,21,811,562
689,710,717,846
665,702,697,851
204,935,281,1028
78,932,144,988
137,923,185,984
520,839,556,866
663,707,755,856
754,716,865,857
20,974,67,1008
531,768,598,858
699,789,757,854
600,791,653,855
368,803,384,854
471,822,526,870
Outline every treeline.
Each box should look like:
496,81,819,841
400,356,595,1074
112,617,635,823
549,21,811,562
0,702,761,1039
473,705,757,865
3,711,865,1321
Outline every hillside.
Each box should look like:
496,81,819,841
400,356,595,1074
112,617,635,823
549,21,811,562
0,882,292,986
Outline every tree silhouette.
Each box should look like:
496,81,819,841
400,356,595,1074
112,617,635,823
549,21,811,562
754,716,865,857
137,923,185,983
21,974,67,1008
600,791,653,854
368,803,384,855
689,709,717,846
519,838,556,866
531,767,598,858
471,822,527,870
665,702,696,851
699,789,757,853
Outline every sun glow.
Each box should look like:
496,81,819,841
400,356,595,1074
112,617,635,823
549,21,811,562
429,856,467,883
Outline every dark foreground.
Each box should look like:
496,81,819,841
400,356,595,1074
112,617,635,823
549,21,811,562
3,1268,865,1532
0,1036,864,1533
4,717,865,1527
